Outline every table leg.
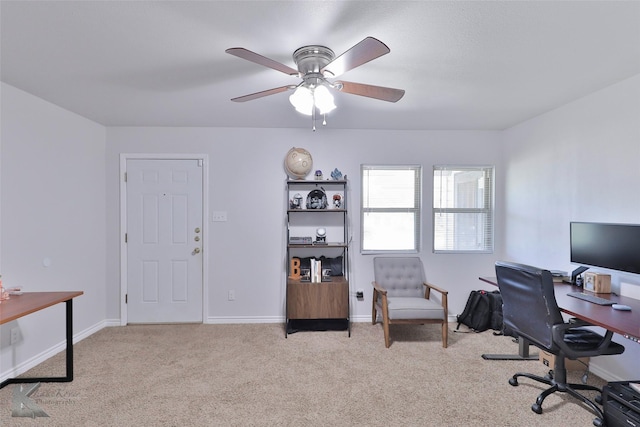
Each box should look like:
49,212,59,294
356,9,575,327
65,298,74,382
0,299,74,389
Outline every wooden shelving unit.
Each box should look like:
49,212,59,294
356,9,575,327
285,179,350,336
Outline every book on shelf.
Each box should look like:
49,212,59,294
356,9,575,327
550,270,569,282
310,259,322,283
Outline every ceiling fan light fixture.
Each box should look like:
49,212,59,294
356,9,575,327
289,83,336,116
289,86,314,115
314,85,336,115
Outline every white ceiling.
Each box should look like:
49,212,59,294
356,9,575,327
1,1,639,130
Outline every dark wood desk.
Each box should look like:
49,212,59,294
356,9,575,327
479,277,640,360
0,291,83,389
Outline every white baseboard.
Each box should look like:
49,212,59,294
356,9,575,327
589,363,624,382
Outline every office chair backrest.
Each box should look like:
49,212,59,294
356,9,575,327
495,261,564,350
373,257,426,298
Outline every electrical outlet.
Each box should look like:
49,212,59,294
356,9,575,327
228,290,235,301
10,327,20,345
356,289,364,300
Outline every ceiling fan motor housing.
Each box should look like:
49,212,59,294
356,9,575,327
292,45,335,76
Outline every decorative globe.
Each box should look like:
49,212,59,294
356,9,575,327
284,147,313,180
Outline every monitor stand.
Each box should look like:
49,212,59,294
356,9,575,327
566,266,589,286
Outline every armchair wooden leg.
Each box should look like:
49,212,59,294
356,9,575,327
380,293,391,348
383,319,390,348
442,321,448,348
372,301,377,325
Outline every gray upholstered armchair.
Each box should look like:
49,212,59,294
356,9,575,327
372,257,448,348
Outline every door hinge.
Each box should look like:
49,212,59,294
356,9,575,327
124,172,127,182
125,233,127,243
125,294,128,304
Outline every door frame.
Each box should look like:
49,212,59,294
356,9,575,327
119,153,209,325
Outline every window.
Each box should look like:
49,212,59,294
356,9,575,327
433,166,494,253
361,165,421,253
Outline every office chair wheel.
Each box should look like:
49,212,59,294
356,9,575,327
595,394,602,405
509,377,519,386
582,371,589,384
531,403,543,414
593,417,603,426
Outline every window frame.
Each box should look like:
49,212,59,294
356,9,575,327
432,165,495,254
360,164,422,254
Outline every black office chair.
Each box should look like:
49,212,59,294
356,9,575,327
495,261,625,425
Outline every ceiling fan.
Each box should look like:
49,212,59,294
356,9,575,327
225,37,405,128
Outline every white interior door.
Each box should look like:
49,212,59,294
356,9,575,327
126,158,203,323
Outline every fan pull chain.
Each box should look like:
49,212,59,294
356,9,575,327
312,107,316,131
309,108,328,131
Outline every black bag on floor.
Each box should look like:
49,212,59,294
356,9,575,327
456,290,503,333
488,290,503,331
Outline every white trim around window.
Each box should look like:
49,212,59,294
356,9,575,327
361,164,422,254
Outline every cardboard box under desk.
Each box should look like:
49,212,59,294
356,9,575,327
540,350,589,371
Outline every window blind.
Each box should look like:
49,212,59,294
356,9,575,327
433,166,494,253
361,165,421,253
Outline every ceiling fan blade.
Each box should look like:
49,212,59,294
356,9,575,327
230,86,292,102
335,81,405,103
322,37,390,78
226,48,299,76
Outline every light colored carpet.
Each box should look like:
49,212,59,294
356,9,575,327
0,323,605,426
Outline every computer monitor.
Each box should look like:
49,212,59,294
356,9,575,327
570,222,640,275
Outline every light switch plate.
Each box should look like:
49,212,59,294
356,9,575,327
212,211,227,222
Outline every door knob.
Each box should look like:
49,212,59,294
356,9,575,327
192,248,201,255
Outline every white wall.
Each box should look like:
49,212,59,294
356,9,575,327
502,73,640,380
0,83,107,381
105,128,503,325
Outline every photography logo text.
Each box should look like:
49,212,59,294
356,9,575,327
11,383,79,418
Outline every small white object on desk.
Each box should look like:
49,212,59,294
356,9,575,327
612,304,632,311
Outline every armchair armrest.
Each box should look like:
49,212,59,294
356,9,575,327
372,281,387,295
423,281,448,296
423,282,448,317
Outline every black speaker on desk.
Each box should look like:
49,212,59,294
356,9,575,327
603,381,640,427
